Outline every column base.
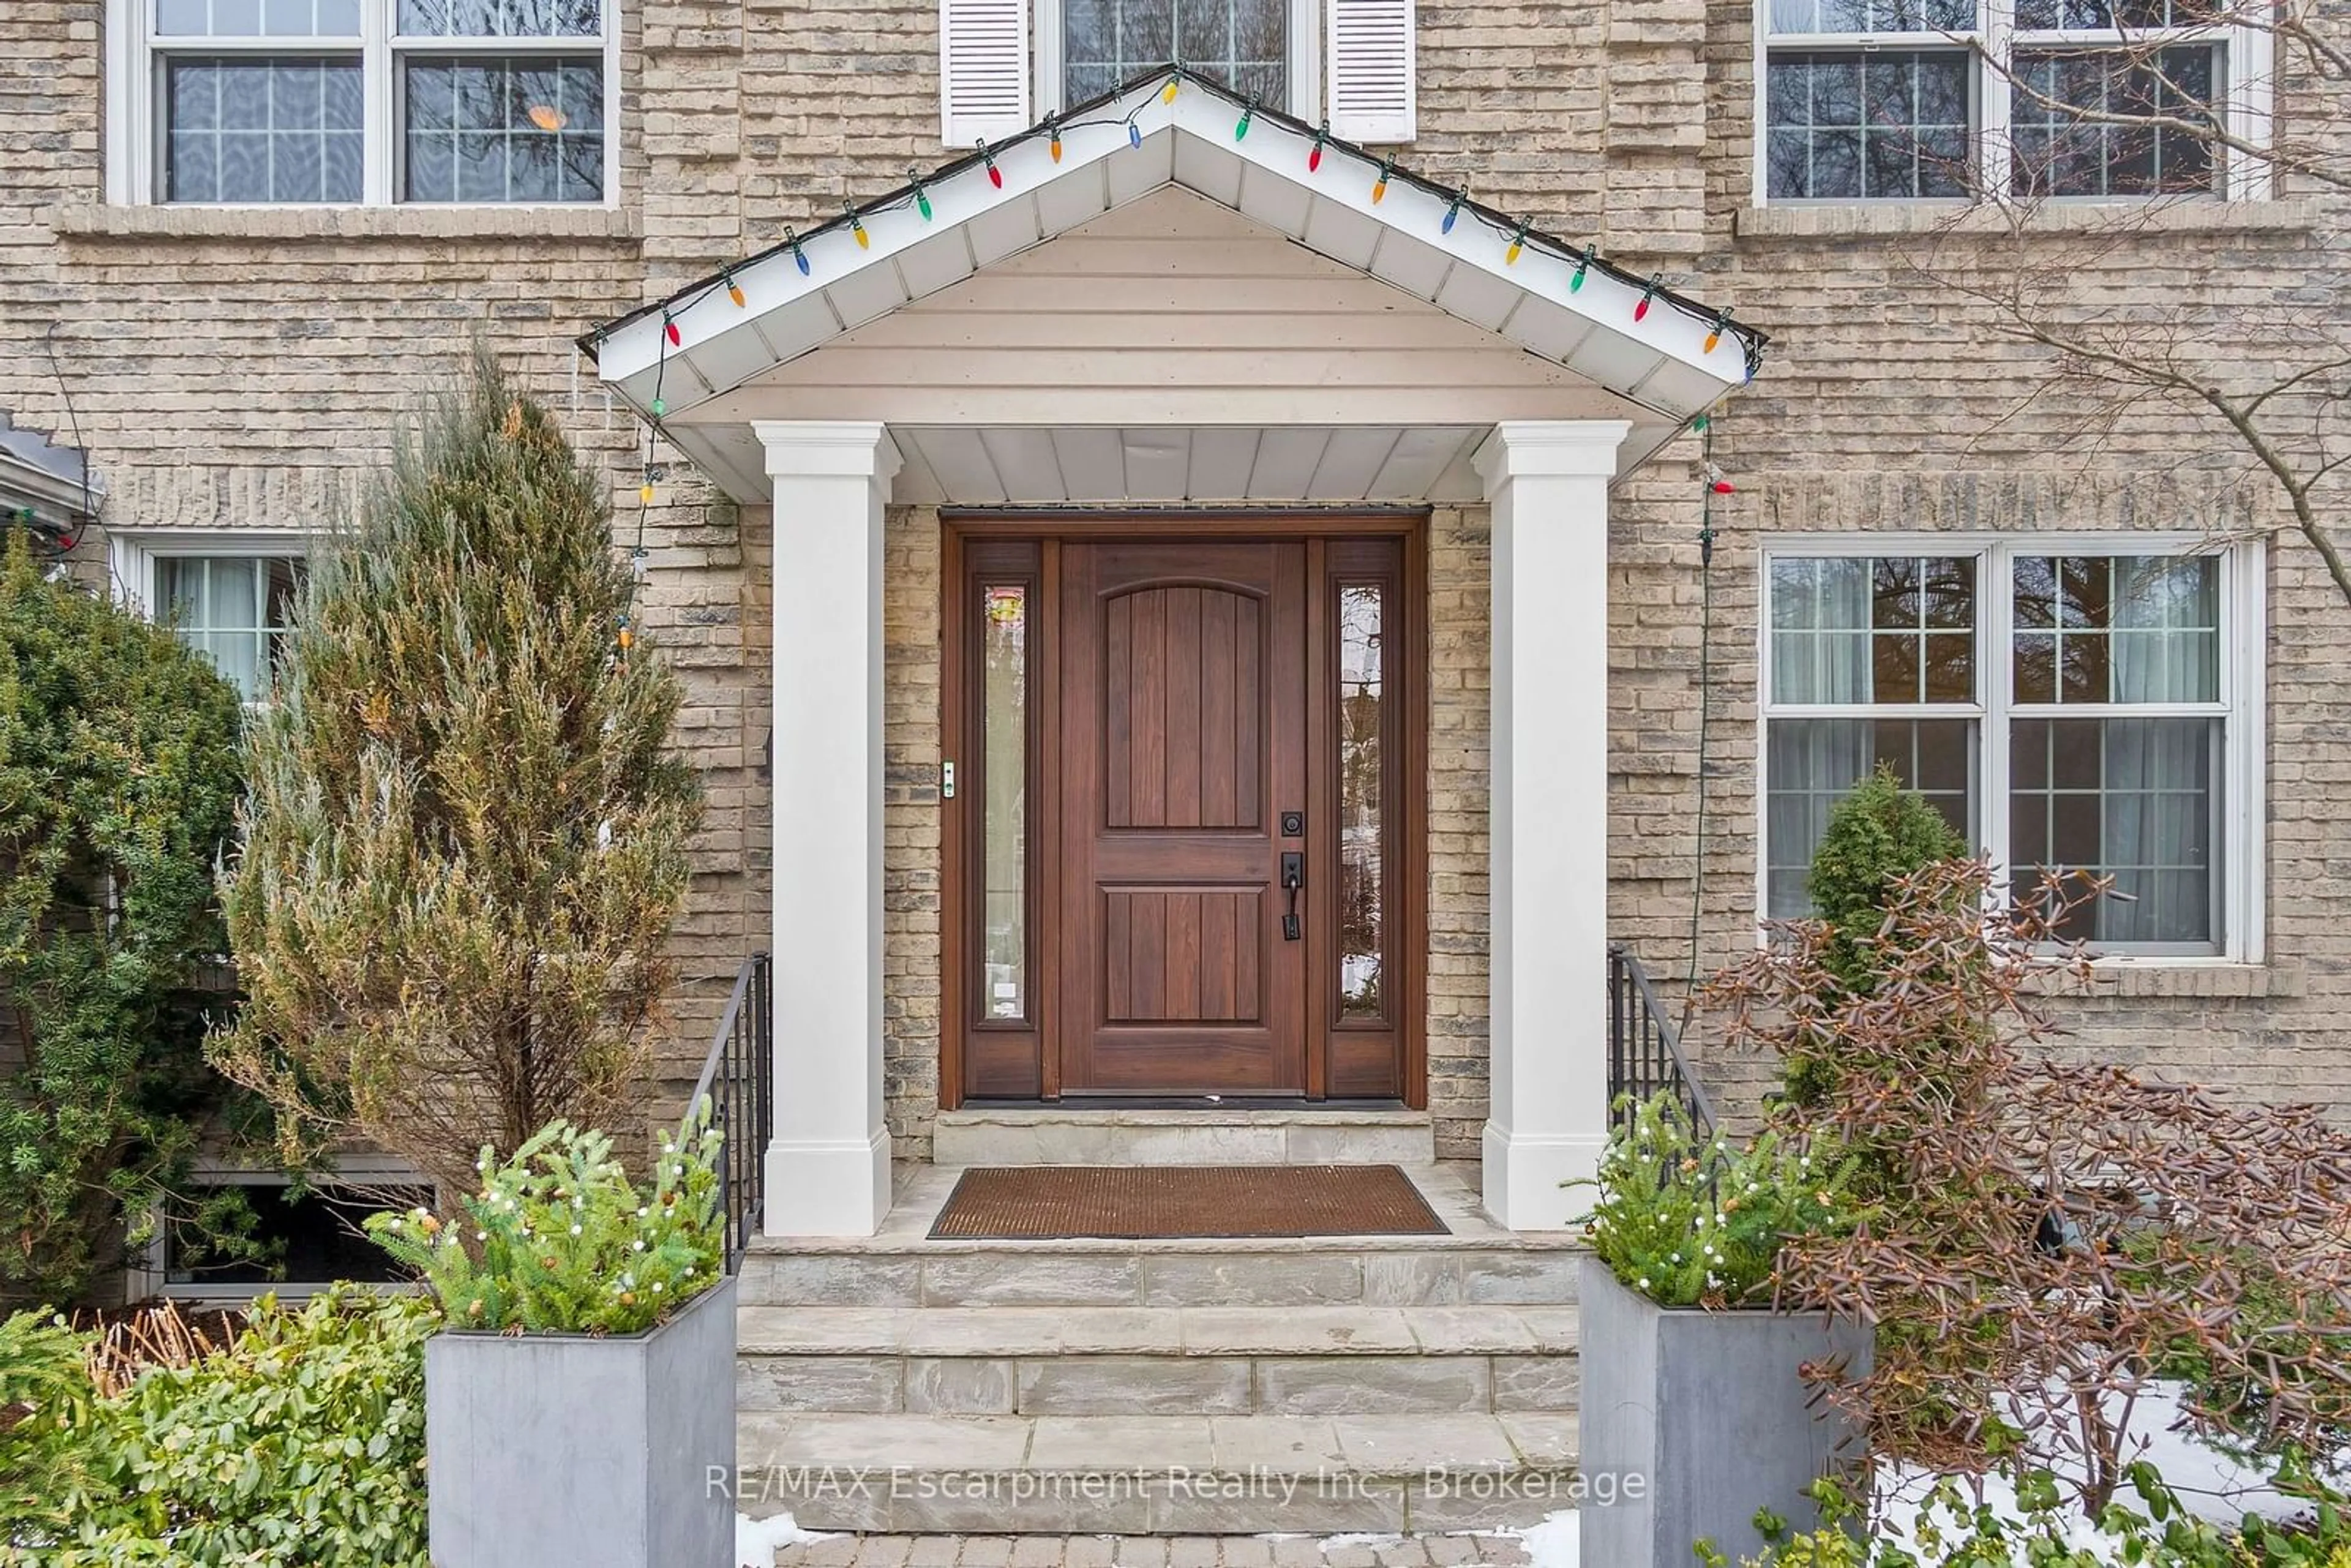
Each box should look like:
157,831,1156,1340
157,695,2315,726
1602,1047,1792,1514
1481,1121,1608,1232
762,1127,894,1237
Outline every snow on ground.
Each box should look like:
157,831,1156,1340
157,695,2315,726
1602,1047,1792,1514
738,1510,835,1567
1871,1382,2327,1564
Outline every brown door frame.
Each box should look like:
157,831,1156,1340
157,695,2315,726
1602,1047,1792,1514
940,509,1429,1110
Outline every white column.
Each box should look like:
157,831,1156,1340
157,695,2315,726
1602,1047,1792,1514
1475,419,1632,1232
756,421,900,1237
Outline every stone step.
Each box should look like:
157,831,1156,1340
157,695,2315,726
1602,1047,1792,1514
931,1108,1435,1168
735,1305,1581,1417
733,1411,1581,1534
737,1240,1583,1308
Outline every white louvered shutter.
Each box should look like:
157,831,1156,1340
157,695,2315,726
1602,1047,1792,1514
1325,0,1416,144
940,0,1032,146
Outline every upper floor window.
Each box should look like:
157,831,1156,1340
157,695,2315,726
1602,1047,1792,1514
1760,538,2262,959
951,0,1413,147
1760,0,2257,203
112,0,613,204
1061,0,1291,107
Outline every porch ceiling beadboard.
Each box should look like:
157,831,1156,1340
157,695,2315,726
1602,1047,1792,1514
584,71,1763,504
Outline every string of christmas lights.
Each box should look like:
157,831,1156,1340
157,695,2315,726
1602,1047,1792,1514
600,59,1769,555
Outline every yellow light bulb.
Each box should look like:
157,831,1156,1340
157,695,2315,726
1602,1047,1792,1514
639,480,655,505
853,222,869,249
727,279,746,307
1506,240,1521,264
1371,177,1387,203
1162,75,1179,103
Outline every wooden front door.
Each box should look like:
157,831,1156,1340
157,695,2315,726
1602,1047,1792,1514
1058,540,1309,1093
945,520,1423,1107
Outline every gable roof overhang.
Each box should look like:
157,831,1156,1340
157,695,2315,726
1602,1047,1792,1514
583,68,1766,501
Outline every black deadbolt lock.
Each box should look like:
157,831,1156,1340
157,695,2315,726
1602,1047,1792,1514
1281,810,1304,836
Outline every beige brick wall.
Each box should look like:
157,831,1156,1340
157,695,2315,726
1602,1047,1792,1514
4,0,2345,1163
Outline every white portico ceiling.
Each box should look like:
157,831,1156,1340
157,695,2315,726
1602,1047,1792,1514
585,68,1766,505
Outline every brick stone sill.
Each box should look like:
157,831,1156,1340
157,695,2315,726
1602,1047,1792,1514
1735,198,2319,241
2024,961,2306,1000
49,203,643,243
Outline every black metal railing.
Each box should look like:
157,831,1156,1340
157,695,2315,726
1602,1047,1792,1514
688,951,771,1274
1607,943,1717,1142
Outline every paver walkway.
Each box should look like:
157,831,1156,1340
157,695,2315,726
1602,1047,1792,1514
771,1536,1537,1568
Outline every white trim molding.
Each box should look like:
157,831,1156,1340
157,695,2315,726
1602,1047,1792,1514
757,420,901,1238
1475,418,1632,1231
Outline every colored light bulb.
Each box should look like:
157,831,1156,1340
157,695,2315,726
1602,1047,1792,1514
1505,223,1528,266
1441,191,1465,235
650,396,666,417
1704,312,1728,354
787,230,809,276
1309,121,1327,172
664,317,680,346
1129,121,1142,149
1711,478,1736,495
1372,157,1393,204
846,200,869,249
1162,74,1180,103
639,479,654,505
1570,245,1593,293
1634,275,1659,323
977,140,1001,188
727,276,746,307
912,168,932,220
1235,104,1253,141
1047,116,1063,162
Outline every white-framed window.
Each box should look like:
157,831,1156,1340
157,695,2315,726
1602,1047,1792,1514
1758,536,2265,961
1042,0,1319,117
943,0,1413,148
105,0,618,206
1755,0,2273,203
111,530,307,702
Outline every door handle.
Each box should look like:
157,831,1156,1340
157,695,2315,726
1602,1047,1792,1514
1280,852,1304,941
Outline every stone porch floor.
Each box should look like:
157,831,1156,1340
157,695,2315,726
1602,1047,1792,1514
768,1533,1543,1567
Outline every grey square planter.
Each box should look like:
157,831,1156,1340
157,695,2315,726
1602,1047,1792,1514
425,1273,737,1568
1580,1257,1871,1567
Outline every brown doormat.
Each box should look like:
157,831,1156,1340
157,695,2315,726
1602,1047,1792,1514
929,1164,1449,1240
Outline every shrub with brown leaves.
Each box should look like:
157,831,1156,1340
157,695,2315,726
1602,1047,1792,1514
1709,858,2351,1512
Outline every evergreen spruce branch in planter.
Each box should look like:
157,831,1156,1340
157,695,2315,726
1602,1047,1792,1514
373,1108,736,1568
1573,1090,1874,1564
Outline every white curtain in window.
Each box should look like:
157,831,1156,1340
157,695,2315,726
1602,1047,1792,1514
157,557,264,700
2101,557,2219,944
1770,556,1872,704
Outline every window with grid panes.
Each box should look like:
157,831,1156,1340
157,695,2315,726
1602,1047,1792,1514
135,0,609,203
1761,0,2245,201
1762,542,2251,956
1061,0,1289,106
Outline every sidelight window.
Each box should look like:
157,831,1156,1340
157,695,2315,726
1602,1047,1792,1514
978,584,1030,1022
1337,582,1384,1019
1760,539,2259,958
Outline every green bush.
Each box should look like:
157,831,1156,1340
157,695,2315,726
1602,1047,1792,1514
1698,1463,2351,1567
1782,765,1967,1108
1573,1090,1862,1308
2,1286,438,1567
368,1111,722,1335
1806,764,1968,989
0,1308,104,1537
0,535,249,1308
